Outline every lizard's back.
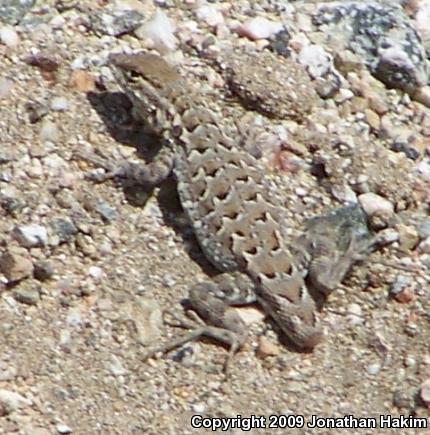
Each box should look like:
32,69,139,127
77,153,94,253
110,52,321,348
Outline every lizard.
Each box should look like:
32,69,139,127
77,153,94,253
105,51,372,371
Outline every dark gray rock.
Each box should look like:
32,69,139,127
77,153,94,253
94,201,118,223
33,260,54,281
13,287,40,305
0,0,35,25
88,9,144,36
312,2,429,94
49,218,78,244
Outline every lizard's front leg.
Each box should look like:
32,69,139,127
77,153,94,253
143,271,257,373
115,145,174,188
76,144,174,188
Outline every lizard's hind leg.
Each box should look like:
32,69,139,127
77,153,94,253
307,233,375,297
142,271,258,373
114,145,174,189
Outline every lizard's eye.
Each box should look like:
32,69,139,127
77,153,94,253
128,70,140,81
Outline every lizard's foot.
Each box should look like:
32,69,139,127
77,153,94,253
141,310,246,374
142,272,257,373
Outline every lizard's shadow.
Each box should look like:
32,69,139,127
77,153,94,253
87,91,161,161
87,90,221,276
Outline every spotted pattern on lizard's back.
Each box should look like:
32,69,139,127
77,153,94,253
108,52,365,367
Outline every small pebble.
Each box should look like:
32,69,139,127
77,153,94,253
418,219,430,239
13,224,48,248
66,307,83,327
89,9,143,37
236,17,283,41
13,287,40,305
49,218,78,244
134,10,176,52
117,299,162,346
195,4,223,27
257,337,281,358
88,266,103,280
298,45,331,79
191,402,206,413
236,306,265,325
0,77,13,98
396,224,419,251
162,273,176,288
25,100,49,123
0,251,33,282
172,343,199,367
390,274,415,304
50,96,69,111
364,108,380,130
0,26,19,47
358,192,394,218
39,119,60,142
418,236,430,254
94,201,117,223
367,362,381,376
420,378,430,406
392,389,413,409
404,355,416,368
56,423,72,434
0,389,31,415
69,70,96,92
346,303,363,325
24,52,60,72
334,88,354,104
108,355,127,376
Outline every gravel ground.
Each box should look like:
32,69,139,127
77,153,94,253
1,1,430,434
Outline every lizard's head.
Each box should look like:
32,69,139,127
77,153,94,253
108,52,180,129
109,52,180,91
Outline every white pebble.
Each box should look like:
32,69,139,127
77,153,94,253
134,10,177,53
420,378,430,404
415,159,430,180
367,362,381,375
358,192,394,217
43,154,68,172
298,44,331,79
236,17,283,40
70,57,85,70
108,355,127,376
56,423,72,434
59,329,71,347
50,96,69,111
294,187,308,197
404,355,416,367
162,273,176,287
195,5,224,27
0,389,31,414
50,14,66,30
88,266,103,280
346,303,363,326
66,308,83,327
0,77,13,98
191,402,206,413
13,224,48,247
335,88,354,103
39,119,60,142
0,26,19,47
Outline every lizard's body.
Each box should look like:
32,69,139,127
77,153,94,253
107,52,371,368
